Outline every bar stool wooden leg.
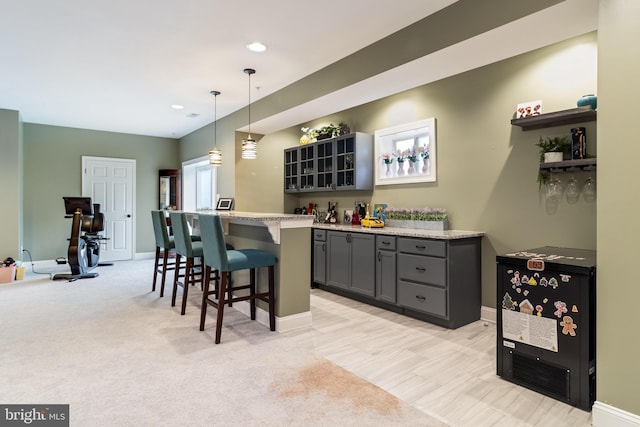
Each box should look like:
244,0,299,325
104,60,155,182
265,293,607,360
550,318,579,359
200,266,211,331
159,248,170,297
171,254,182,307
250,269,256,320
180,257,193,315
215,272,229,344
152,246,161,291
268,265,275,331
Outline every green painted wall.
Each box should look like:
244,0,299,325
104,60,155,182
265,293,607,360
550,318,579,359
0,109,23,260
596,0,640,416
243,33,598,310
22,124,179,260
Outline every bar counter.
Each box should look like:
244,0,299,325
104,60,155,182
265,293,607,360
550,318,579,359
183,210,315,332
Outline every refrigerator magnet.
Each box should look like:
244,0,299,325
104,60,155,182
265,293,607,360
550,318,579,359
554,301,568,318
560,316,578,336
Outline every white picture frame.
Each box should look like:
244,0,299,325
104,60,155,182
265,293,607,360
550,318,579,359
374,118,437,186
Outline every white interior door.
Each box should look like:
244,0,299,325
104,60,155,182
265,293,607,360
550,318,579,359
82,156,135,262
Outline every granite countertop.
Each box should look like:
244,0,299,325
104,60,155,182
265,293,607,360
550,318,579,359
192,210,312,222
185,210,314,244
312,223,484,240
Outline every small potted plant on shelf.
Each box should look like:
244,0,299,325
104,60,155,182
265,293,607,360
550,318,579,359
537,136,570,163
536,136,570,188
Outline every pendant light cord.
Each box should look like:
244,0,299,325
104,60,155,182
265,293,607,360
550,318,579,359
214,93,217,146
247,71,251,136
244,68,255,137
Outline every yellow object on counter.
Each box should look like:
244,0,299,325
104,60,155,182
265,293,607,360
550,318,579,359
360,203,384,227
360,217,385,228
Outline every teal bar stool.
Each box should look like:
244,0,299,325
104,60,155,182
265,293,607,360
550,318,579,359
169,212,206,315
150,210,177,297
198,213,276,344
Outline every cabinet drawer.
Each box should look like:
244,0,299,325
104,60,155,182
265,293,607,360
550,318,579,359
398,238,446,257
398,281,447,318
397,253,446,287
376,235,396,251
313,229,326,241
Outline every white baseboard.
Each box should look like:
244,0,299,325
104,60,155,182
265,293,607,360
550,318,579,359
593,402,640,427
135,252,155,260
481,306,496,324
232,300,313,333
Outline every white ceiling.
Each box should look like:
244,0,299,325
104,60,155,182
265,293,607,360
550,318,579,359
0,0,597,139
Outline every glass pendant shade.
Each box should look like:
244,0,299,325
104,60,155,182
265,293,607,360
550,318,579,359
209,147,222,166
242,68,257,160
209,90,222,166
241,136,257,159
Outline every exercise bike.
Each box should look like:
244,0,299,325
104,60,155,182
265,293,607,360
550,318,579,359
53,197,107,281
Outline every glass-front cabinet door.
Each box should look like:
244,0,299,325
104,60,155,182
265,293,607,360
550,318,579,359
159,169,181,210
336,134,356,189
299,145,315,192
284,148,299,192
316,139,334,190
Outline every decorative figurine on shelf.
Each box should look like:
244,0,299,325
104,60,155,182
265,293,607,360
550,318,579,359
324,201,338,224
571,127,587,160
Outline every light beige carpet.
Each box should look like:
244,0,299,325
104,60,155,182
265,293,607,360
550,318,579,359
0,260,443,426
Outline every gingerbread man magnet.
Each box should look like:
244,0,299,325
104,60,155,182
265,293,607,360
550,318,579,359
560,315,577,336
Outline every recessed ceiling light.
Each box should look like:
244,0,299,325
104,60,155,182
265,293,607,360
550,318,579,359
247,42,267,52
171,104,184,110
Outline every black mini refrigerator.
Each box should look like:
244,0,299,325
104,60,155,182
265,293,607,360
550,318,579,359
496,246,596,411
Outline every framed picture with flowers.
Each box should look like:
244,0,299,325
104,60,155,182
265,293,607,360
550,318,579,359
374,118,436,186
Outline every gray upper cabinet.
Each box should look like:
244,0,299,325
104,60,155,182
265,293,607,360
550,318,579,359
284,132,373,193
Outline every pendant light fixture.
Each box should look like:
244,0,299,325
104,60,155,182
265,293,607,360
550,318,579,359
208,90,223,167
241,68,257,160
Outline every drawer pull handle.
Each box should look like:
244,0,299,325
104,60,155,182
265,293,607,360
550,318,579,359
416,295,426,301
382,241,390,246
416,267,426,272
415,245,426,249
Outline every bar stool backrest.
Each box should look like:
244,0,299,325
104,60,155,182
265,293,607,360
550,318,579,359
198,214,229,272
151,210,171,248
169,212,195,257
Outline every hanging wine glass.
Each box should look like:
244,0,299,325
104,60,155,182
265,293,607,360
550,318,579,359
546,176,561,202
583,174,596,202
545,176,561,214
566,175,580,204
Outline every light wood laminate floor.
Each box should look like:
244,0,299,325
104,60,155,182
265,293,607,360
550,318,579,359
285,289,593,427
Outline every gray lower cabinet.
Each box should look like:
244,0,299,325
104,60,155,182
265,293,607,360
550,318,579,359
326,231,375,297
312,229,327,285
316,227,482,329
395,236,482,328
375,235,396,303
